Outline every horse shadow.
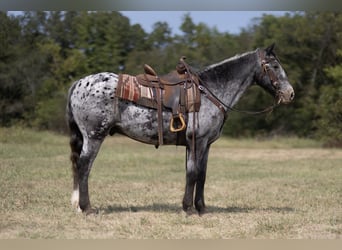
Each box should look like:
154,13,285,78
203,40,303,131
100,203,295,215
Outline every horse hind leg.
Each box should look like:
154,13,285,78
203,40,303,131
76,136,104,214
70,132,83,212
68,105,83,212
67,107,104,214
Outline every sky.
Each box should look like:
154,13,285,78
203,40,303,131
8,11,289,35
120,11,289,35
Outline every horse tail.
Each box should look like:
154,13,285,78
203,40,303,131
66,82,83,189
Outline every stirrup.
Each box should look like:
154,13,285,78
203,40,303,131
170,113,186,132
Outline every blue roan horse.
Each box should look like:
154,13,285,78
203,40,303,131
67,44,294,215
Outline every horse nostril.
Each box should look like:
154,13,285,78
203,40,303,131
290,91,295,100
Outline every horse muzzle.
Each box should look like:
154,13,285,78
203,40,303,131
276,84,295,104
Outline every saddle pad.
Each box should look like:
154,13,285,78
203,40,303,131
116,74,153,103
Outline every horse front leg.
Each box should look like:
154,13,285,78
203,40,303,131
182,141,209,215
194,145,210,215
182,146,196,215
77,137,103,214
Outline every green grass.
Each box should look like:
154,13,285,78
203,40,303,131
0,127,341,239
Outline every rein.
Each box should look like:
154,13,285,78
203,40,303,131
198,83,278,117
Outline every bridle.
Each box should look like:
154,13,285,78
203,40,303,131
198,49,281,117
259,49,281,91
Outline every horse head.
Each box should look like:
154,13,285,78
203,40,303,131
256,43,295,105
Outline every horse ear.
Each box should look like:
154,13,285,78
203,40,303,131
265,43,276,55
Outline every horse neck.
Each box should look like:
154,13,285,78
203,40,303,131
199,50,259,107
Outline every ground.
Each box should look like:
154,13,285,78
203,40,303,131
0,127,341,239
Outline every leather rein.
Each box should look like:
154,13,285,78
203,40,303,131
198,50,281,117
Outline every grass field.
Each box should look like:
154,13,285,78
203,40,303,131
0,127,341,239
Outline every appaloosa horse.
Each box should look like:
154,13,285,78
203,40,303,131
66,44,294,215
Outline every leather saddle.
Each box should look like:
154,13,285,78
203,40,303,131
135,57,201,145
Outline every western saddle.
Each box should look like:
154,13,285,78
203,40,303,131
134,56,201,146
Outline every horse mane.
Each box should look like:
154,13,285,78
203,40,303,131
198,49,259,82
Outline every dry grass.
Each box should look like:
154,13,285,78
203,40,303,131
0,127,341,239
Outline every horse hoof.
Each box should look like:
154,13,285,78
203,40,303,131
197,208,207,217
195,201,206,216
84,207,98,215
182,207,195,216
75,206,82,213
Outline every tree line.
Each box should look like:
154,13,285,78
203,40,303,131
0,11,341,146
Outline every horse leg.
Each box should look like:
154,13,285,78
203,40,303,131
182,141,209,215
70,135,83,212
194,145,210,215
77,136,104,214
68,105,83,212
182,146,197,214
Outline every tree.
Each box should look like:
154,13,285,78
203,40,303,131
0,12,23,125
148,21,172,49
179,13,197,48
75,11,133,73
315,50,342,146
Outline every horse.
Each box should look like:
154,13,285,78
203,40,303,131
66,44,294,215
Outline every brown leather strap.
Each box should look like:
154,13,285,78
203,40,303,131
144,73,163,146
258,50,280,88
198,85,227,116
156,86,163,146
